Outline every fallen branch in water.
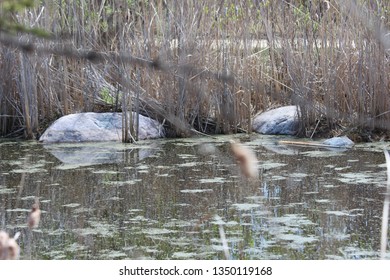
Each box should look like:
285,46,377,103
278,140,349,149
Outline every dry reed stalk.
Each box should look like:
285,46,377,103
19,53,32,138
1,0,389,138
381,149,390,259
18,52,40,139
218,224,230,260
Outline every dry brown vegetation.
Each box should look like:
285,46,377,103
0,0,389,141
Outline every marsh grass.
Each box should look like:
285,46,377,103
0,0,389,140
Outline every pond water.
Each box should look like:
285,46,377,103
0,134,389,260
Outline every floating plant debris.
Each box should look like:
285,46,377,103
180,189,213,194
198,177,226,183
232,203,262,211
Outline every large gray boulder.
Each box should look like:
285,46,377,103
39,112,164,143
252,106,299,135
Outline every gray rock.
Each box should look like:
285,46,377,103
322,136,354,148
252,106,299,135
39,112,164,143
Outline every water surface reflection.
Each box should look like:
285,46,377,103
0,135,388,259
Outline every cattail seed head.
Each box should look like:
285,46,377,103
230,140,259,179
0,231,20,260
28,202,41,229
0,231,10,260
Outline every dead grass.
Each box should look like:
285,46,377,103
0,0,389,140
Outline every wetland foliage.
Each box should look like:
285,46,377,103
0,0,389,140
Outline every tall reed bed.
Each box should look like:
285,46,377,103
0,0,389,140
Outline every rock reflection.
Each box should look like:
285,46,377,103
43,142,161,168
